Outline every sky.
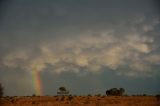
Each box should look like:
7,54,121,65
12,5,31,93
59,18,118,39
0,0,160,96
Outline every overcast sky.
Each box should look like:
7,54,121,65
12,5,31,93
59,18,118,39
0,0,160,96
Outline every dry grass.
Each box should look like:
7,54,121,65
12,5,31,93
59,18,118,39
1,96,160,106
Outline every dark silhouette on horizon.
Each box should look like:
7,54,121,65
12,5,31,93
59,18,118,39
106,88,125,96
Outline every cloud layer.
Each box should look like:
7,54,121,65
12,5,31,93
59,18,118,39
0,0,160,96
1,18,160,77
0,0,160,78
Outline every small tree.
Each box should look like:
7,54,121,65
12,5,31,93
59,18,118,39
57,87,69,96
106,88,125,96
119,88,125,95
0,83,3,97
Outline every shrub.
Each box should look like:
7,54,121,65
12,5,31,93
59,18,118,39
143,94,147,96
0,83,3,97
67,95,74,101
95,94,101,97
106,88,125,96
57,87,69,96
88,94,92,96
32,94,36,97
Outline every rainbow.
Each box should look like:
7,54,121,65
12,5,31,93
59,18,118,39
32,71,43,96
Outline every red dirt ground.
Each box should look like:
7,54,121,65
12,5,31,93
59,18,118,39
1,96,160,106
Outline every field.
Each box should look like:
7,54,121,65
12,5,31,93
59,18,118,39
1,96,160,106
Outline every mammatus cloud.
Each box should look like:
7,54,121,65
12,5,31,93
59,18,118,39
145,55,160,64
0,0,160,77
1,0,160,97
1,18,160,77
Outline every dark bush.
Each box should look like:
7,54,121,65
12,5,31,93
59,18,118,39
156,94,160,97
88,94,92,96
143,94,147,96
106,88,125,96
67,95,74,101
0,83,3,97
95,94,101,97
32,94,36,97
57,87,69,96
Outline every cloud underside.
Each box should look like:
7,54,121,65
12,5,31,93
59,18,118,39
0,0,160,78
1,18,160,78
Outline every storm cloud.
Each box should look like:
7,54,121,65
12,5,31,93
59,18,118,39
1,15,160,77
0,0,160,96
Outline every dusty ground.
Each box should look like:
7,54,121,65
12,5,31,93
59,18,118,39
1,96,160,106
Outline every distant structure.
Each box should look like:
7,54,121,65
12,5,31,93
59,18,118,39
106,88,125,96
57,87,69,96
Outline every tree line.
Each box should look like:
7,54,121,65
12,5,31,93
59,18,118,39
0,84,125,97
57,87,125,96
1,83,159,97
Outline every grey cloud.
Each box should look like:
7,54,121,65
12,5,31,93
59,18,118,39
1,18,160,77
0,0,160,96
0,0,160,77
